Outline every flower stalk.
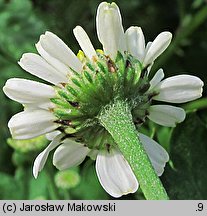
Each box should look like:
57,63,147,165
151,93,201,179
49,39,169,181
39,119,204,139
99,100,169,200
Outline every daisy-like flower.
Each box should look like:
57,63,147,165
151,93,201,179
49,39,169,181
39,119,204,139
3,2,203,198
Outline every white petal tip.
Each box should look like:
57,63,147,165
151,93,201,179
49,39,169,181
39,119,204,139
33,171,38,179
73,25,81,32
96,149,139,198
39,34,46,42
18,53,30,65
163,31,172,39
19,53,28,60
35,42,40,49
112,186,139,198
200,80,204,89
45,31,53,36
108,182,139,198
143,31,172,66
33,161,39,179
154,75,204,103
99,2,109,7
73,25,97,60
2,85,8,95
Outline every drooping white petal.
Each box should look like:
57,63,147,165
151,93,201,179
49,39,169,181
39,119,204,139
149,68,164,90
33,134,63,178
39,31,82,72
143,32,172,66
96,148,138,198
36,42,72,77
53,139,90,170
8,109,58,139
96,2,126,59
148,105,186,127
139,133,169,176
18,53,68,85
3,78,55,104
73,26,97,60
46,131,61,141
125,26,145,61
153,75,204,103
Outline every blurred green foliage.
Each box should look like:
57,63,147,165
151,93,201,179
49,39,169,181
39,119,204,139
163,113,207,199
0,0,207,200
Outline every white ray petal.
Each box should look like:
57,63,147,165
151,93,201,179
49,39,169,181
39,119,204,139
18,53,68,85
3,78,55,104
153,75,204,103
53,139,90,170
8,109,58,139
96,148,138,198
96,2,126,59
73,26,97,60
36,42,71,77
149,68,164,90
148,105,186,127
139,133,169,176
125,26,145,61
33,134,63,178
39,31,82,72
143,32,172,66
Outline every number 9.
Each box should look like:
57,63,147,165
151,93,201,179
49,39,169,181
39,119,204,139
198,203,203,211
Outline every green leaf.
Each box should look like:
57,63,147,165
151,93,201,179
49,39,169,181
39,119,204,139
0,172,24,199
163,113,207,199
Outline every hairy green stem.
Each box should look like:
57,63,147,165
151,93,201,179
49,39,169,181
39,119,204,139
99,100,169,200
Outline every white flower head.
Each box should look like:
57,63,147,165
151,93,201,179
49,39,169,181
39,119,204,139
3,1,203,198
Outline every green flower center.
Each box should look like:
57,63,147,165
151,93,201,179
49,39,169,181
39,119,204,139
51,51,154,150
